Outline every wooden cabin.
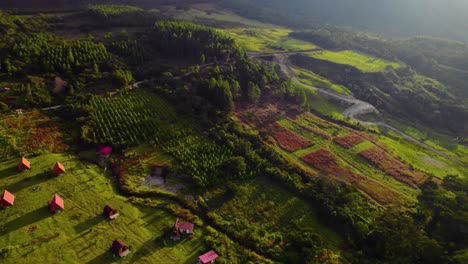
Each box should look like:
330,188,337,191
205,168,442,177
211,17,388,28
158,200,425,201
103,205,119,219
171,217,194,240
112,239,130,257
53,162,65,176
49,194,64,213
0,190,15,208
198,250,219,264
18,156,31,171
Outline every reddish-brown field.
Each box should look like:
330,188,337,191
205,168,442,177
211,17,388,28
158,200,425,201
301,149,399,205
0,110,68,157
271,123,314,152
333,134,365,148
359,146,426,187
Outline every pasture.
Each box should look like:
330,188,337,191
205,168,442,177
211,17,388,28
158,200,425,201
0,153,205,263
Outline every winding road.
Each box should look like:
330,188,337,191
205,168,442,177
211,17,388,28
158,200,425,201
256,52,462,163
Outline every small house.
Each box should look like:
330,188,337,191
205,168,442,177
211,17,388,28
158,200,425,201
18,156,31,171
198,250,219,264
103,205,119,219
172,217,194,240
0,87,10,92
112,239,130,257
15,109,23,117
0,190,15,208
98,146,112,158
49,194,64,213
53,162,65,176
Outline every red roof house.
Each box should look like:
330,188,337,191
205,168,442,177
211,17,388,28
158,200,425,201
112,239,130,257
0,190,15,208
53,162,65,176
98,146,113,156
172,217,194,239
18,156,31,171
49,194,64,213
198,250,219,264
103,205,119,219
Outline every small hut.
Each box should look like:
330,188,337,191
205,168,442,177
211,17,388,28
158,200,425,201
0,190,15,208
18,156,31,171
198,250,219,264
112,239,130,257
15,109,23,117
98,146,113,158
53,162,65,176
49,194,64,213
171,217,194,240
103,205,119,219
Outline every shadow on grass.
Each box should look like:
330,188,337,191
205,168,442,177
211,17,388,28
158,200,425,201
0,206,50,236
0,165,20,180
4,171,54,193
86,249,115,264
74,214,104,234
130,235,166,263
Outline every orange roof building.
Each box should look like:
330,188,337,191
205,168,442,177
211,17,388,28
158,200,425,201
0,190,15,208
49,194,64,213
53,162,65,176
18,156,31,171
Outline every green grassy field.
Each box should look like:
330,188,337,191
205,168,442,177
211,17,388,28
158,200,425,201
0,153,205,264
226,28,317,52
306,50,401,72
292,66,352,95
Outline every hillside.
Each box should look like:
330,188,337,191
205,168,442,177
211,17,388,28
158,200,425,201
0,2,467,264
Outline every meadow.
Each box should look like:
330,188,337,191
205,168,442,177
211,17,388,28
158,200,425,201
291,66,352,95
0,153,205,264
306,50,401,72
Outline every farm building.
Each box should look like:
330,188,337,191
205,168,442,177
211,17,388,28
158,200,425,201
103,205,119,219
0,190,15,208
112,239,130,257
98,146,112,157
198,250,219,264
49,194,64,213
53,162,65,176
18,156,31,171
171,217,194,240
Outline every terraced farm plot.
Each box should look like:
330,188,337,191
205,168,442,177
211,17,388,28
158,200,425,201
270,122,314,152
333,134,366,149
359,146,427,187
306,50,401,72
0,153,205,264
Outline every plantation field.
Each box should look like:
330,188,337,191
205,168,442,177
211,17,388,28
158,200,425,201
0,153,205,263
306,50,401,72
291,67,352,95
85,89,233,187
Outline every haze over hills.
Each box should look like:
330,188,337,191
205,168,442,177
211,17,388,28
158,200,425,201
221,0,468,42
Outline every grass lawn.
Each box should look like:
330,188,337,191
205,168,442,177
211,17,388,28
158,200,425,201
292,66,352,95
306,50,401,72
0,153,205,263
